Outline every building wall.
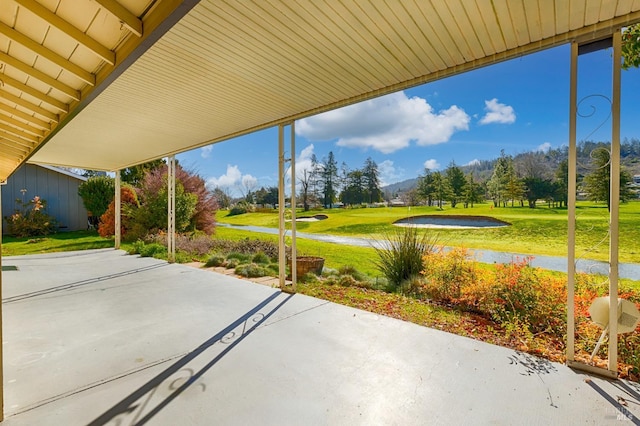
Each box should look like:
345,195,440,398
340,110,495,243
1,164,88,234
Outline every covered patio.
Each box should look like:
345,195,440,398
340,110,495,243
1,248,638,424
2,0,640,422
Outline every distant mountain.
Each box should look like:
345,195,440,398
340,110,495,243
381,138,640,195
382,178,419,194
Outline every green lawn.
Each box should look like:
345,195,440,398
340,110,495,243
4,200,640,268
214,227,380,277
217,201,640,263
1,231,119,256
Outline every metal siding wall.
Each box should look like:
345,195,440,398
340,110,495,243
2,165,88,234
1,166,26,235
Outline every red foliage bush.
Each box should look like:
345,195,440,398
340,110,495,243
98,186,139,238
136,165,217,235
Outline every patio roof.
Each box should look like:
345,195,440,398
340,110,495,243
1,0,640,180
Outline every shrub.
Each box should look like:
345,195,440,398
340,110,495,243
252,252,271,264
98,185,139,238
337,265,366,282
4,195,57,237
228,201,255,216
420,251,568,334
174,166,218,234
486,257,567,333
421,247,478,301
225,258,239,269
209,238,279,259
176,234,215,256
226,252,251,263
138,243,166,258
235,263,272,278
133,179,197,236
298,272,320,284
267,263,280,274
205,254,226,267
374,227,438,289
129,239,146,255
78,176,115,225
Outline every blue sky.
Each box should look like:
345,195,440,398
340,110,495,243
176,44,640,196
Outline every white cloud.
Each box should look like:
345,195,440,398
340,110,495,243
295,144,316,180
206,165,241,189
241,174,258,190
424,159,440,171
296,91,470,154
465,159,481,166
537,142,552,153
479,98,516,125
200,145,213,159
378,160,404,187
205,164,256,195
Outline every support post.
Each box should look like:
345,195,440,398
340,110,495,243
167,156,176,263
290,122,297,291
114,170,121,249
567,41,578,363
278,125,286,288
608,29,622,372
0,182,4,421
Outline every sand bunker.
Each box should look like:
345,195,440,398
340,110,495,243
394,215,509,229
293,214,329,222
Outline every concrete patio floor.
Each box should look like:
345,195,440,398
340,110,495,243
1,249,639,425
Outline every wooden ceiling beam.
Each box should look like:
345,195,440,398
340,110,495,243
94,0,143,37
0,139,29,157
14,0,116,65
0,126,39,145
0,114,45,138
0,102,51,131
0,52,81,101
0,91,59,122
0,22,95,86
0,74,69,113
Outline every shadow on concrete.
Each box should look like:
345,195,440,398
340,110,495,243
88,291,292,426
585,377,640,424
2,263,168,304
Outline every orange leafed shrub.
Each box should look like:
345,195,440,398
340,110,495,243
420,250,640,376
98,186,139,238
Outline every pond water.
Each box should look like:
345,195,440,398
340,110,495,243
393,215,509,229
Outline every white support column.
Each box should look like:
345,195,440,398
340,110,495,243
167,156,176,263
290,122,297,291
114,170,121,250
608,29,622,373
278,125,286,288
0,183,4,421
567,41,578,363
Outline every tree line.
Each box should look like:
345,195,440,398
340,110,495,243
399,140,637,210
235,153,384,211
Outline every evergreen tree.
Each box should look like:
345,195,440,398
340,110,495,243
431,171,452,209
340,169,365,206
445,161,466,208
463,172,483,208
504,161,526,206
121,159,165,186
487,150,511,207
321,151,339,208
582,148,634,211
363,157,382,203
553,159,569,207
523,177,553,208
417,168,435,206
